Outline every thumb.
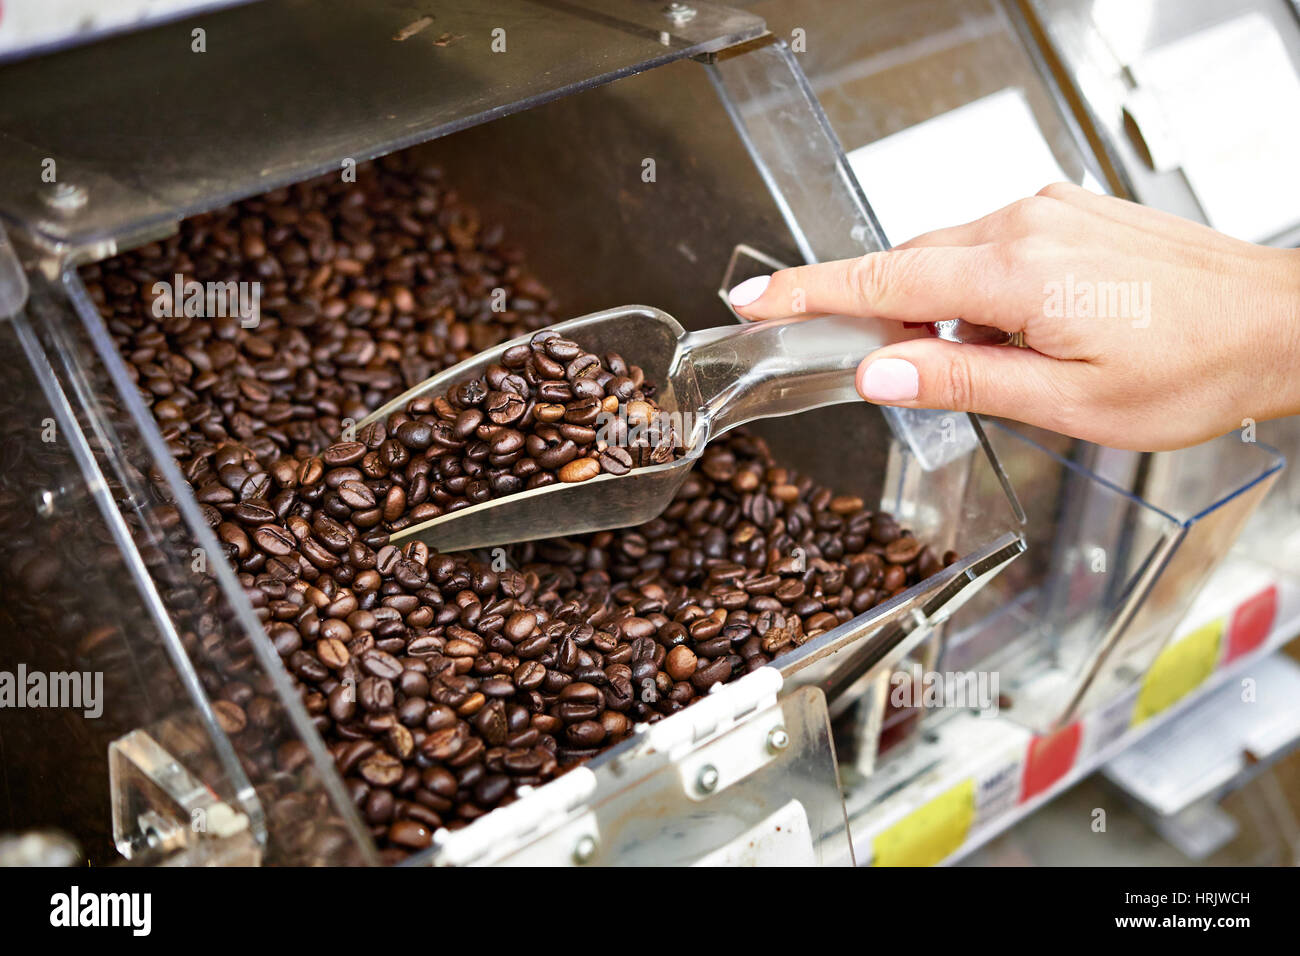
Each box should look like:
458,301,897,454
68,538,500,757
856,339,1087,433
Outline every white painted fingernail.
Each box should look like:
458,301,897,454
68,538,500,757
858,358,919,402
728,274,771,308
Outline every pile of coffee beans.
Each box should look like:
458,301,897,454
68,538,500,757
86,156,950,862
83,155,556,471
351,328,678,532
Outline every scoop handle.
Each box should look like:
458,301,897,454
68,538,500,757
681,314,926,437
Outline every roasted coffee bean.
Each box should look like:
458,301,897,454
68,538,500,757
316,637,350,670
563,397,601,426
338,480,376,510
253,524,295,556
358,677,395,712
395,420,433,450
532,402,564,423
884,534,923,564
485,390,526,425
234,500,277,525
213,700,247,735
559,457,600,483
359,752,403,787
323,442,367,467
598,446,634,476
566,720,606,747
665,645,697,681
328,683,357,722
514,660,546,690
387,819,433,850
504,611,537,642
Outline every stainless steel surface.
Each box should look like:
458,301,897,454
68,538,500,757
0,0,765,251
359,303,929,551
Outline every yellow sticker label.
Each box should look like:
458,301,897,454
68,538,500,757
1131,618,1224,726
871,778,975,867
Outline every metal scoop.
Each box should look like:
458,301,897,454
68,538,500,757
359,304,926,551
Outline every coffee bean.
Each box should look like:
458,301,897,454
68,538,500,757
598,446,634,476
502,343,532,367
504,611,537,642
395,420,433,450
316,637,350,670
338,480,376,510
559,457,600,483
359,752,403,786
213,700,247,735
514,660,546,690
361,649,403,680
558,681,601,705
563,397,601,426
665,645,697,681
884,534,923,564
387,820,433,850
566,720,606,747
252,524,295,556
233,500,277,524
485,390,525,425
323,442,366,467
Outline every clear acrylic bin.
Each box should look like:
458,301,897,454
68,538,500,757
1236,415,1300,576
0,3,1026,865
943,422,1285,734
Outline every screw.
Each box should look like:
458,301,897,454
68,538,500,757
42,182,88,214
572,834,598,865
767,726,790,754
696,764,719,794
36,489,56,518
664,2,696,25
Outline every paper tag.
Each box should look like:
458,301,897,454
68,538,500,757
871,779,975,867
1127,13,1300,241
846,88,1075,245
1131,618,1224,726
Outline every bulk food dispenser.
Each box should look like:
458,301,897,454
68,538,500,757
0,1,1035,866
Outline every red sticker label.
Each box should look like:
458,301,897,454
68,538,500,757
1020,722,1082,803
1224,585,1278,664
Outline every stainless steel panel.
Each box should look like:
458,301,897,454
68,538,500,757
0,0,765,251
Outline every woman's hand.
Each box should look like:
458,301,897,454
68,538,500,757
727,182,1300,451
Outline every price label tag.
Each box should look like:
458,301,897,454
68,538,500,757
1020,722,1082,803
871,779,975,867
1225,585,1277,663
1131,618,1224,726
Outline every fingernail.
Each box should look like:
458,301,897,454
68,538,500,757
728,274,771,308
858,358,919,402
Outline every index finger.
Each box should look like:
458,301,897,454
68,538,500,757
727,245,1044,333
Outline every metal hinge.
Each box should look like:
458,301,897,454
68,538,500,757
432,765,598,867
633,666,783,758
